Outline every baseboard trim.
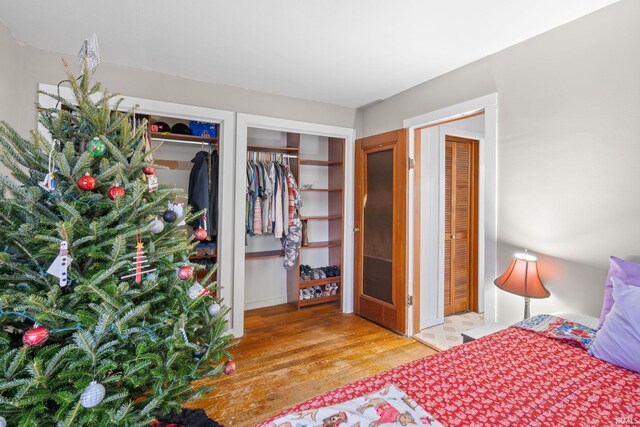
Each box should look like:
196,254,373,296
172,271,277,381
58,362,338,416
244,295,288,311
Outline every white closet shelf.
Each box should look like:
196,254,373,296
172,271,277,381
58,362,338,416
301,215,342,221
189,253,217,260
302,241,341,249
298,294,340,307
300,188,342,192
300,159,342,166
245,249,284,260
154,159,192,171
150,131,218,145
247,144,299,152
299,276,341,288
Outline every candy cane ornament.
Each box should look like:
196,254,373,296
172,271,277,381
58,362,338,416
120,235,156,283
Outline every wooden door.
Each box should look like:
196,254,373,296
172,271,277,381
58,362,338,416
354,129,408,333
444,135,479,316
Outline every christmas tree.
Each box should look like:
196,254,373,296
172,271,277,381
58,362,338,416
0,62,233,426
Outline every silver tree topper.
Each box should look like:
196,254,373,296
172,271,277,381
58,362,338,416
78,33,100,74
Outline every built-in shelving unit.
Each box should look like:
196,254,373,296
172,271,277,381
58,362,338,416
289,136,345,309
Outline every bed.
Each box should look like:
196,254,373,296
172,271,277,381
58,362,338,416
259,314,640,426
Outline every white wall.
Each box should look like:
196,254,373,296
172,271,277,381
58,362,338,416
360,0,640,324
0,20,20,177
444,115,484,134
244,128,289,309
0,20,19,131
14,45,358,138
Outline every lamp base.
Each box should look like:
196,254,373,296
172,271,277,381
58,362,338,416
524,297,531,320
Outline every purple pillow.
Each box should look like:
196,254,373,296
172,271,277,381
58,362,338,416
598,256,640,329
589,277,640,373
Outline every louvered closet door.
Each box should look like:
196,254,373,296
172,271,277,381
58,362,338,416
444,135,477,316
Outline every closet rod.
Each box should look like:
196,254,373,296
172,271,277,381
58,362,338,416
247,150,298,159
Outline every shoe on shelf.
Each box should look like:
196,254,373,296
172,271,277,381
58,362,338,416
333,266,340,277
323,285,331,297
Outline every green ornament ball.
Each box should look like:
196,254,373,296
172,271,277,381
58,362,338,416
87,137,107,156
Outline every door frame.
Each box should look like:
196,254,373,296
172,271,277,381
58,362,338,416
234,114,356,337
403,93,498,336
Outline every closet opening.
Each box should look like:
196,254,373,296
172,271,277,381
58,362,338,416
243,127,345,311
234,114,356,336
147,114,220,290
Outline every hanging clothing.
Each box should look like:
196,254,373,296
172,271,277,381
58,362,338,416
282,220,302,270
245,156,300,243
209,150,219,234
287,166,301,227
246,161,257,236
282,166,302,270
262,162,272,234
188,150,218,235
253,164,263,236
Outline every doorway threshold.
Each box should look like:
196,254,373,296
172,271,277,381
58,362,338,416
414,312,484,351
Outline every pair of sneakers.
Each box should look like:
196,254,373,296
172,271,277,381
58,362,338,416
300,285,323,300
300,265,341,281
300,265,325,281
325,283,339,296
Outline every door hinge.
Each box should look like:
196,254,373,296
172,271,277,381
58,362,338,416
408,157,415,170
407,295,413,307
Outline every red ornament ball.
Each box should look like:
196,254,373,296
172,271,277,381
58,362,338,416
77,174,97,191
178,265,193,281
224,360,236,375
142,166,156,175
107,184,126,200
23,325,49,347
194,228,207,241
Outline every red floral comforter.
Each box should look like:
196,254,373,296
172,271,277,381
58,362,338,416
260,326,640,426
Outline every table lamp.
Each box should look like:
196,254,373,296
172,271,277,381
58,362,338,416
494,251,549,319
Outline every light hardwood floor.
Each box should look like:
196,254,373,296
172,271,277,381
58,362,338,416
190,302,437,426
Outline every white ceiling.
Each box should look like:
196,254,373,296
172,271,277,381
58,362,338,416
0,0,620,108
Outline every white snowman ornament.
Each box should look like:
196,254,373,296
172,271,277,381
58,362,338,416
47,241,72,287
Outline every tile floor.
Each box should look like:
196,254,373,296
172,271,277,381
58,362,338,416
414,311,484,350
